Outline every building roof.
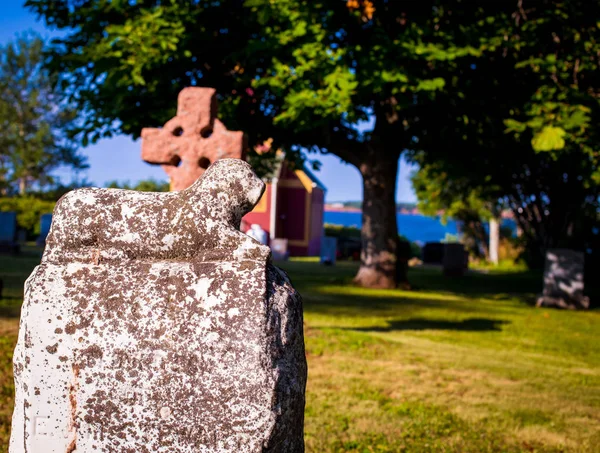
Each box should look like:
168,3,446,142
300,165,327,192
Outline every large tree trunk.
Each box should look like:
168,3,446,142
353,149,402,289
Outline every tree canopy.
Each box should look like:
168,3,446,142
105,178,170,192
28,0,468,287
0,34,87,195
409,0,600,266
25,0,600,280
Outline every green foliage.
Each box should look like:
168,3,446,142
441,233,460,244
0,197,55,235
531,126,566,152
27,179,94,202
411,166,496,224
324,223,421,258
324,223,362,239
28,0,488,285
411,165,500,260
105,178,170,192
0,34,87,194
408,1,600,266
27,0,600,277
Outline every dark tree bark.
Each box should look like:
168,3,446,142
353,146,403,289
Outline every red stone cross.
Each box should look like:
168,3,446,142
141,87,246,191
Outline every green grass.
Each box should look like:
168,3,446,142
1,253,599,452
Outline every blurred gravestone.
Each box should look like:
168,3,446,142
336,237,360,261
443,243,468,277
537,249,590,310
36,213,53,246
422,242,444,264
0,212,17,242
320,236,337,265
0,212,19,254
397,239,412,283
17,229,27,243
270,238,289,261
246,223,268,245
10,159,306,453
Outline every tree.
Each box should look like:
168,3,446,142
411,165,502,261
0,34,87,194
26,0,476,288
409,0,600,267
105,178,170,192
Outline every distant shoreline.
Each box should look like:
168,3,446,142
324,206,362,213
324,210,517,242
325,206,422,215
324,206,515,218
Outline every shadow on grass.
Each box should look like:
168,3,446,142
280,260,545,306
408,268,542,301
303,291,466,318
347,317,509,333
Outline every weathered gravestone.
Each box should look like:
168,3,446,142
141,87,246,191
36,213,53,247
10,159,307,453
270,238,289,262
536,249,590,310
422,242,444,264
320,237,337,266
443,243,468,277
0,211,19,254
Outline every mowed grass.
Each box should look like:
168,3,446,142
0,247,43,451
1,252,599,452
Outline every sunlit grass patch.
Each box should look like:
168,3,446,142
0,253,598,451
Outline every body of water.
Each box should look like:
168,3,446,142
324,211,459,244
324,211,517,244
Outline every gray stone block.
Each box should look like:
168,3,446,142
537,248,590,310
10,159,306,452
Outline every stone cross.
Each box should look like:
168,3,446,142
141,88,246,191
10,159,306,452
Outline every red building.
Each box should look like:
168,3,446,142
243,161,326,256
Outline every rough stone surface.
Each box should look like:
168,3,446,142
10,159,306,452
537,248,590,310
141,87,246,191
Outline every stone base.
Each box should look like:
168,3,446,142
536,295,590,310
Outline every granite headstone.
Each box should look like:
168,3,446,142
443,243,468,277
0,211,17,243
0,211,19,254
537,248,590,310
10,159,306,452
320,237,337,265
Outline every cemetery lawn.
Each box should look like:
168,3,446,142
0,253,598,452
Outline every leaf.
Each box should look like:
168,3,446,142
531,126,566,152
562,108,590,130
503,118,527,133
415,77,445,91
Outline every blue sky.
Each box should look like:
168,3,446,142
0,2,418,203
